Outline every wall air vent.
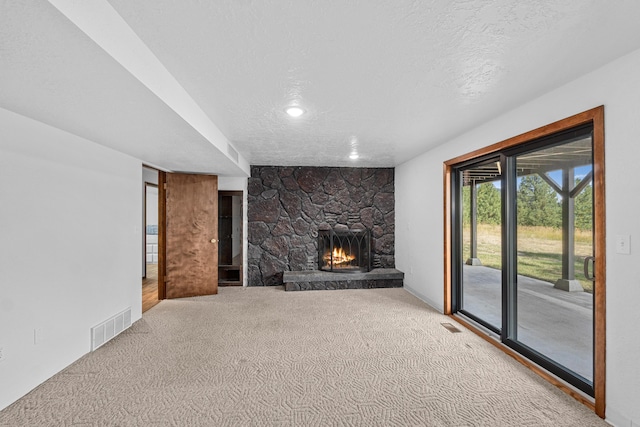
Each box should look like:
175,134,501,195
227,144,239,163
91,307,132,351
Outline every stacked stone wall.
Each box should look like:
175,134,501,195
248,166,395,286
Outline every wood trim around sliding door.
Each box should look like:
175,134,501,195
443,163,453,315
443,106,606,418
592,107,606,418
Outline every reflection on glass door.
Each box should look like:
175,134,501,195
457,159,502,331
513,136,594,383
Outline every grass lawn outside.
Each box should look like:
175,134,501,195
463,223,594,293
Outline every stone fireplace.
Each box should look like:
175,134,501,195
248,166,397,287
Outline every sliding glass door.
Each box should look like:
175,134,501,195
512,136,594,385
455,158,503,331
451,125,596,395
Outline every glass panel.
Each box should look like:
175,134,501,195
459,160,502,330
514,136,593,382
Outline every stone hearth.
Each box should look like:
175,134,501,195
283,268,404,291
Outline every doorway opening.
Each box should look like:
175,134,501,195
143,166,160,312
218,191,243,286
444,107,605,417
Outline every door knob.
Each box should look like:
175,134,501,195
210,239,217,243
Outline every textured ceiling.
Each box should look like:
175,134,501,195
2,1,640,173
0,1,247,176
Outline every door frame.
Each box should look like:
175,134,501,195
443,106,606,417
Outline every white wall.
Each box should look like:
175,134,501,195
219,177,248,286
0,108,142,410
142,167,159,186
396,48,640,426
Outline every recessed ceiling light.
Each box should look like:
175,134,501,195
285,106,305,117
349,152,359,160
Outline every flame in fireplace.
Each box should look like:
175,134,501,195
324,247,356,266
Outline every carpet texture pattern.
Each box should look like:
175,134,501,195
0,287,606,426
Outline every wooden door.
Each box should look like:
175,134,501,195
162,173,218,299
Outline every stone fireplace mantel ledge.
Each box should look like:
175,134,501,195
283,268,404,291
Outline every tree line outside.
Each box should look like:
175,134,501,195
462,174,593,230
462,173,594,292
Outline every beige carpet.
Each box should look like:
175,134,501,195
0,287,606,426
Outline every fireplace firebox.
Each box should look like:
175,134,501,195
318,229,371,273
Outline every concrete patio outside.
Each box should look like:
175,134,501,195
462,265,593,381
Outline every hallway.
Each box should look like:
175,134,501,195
142,264,159,312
